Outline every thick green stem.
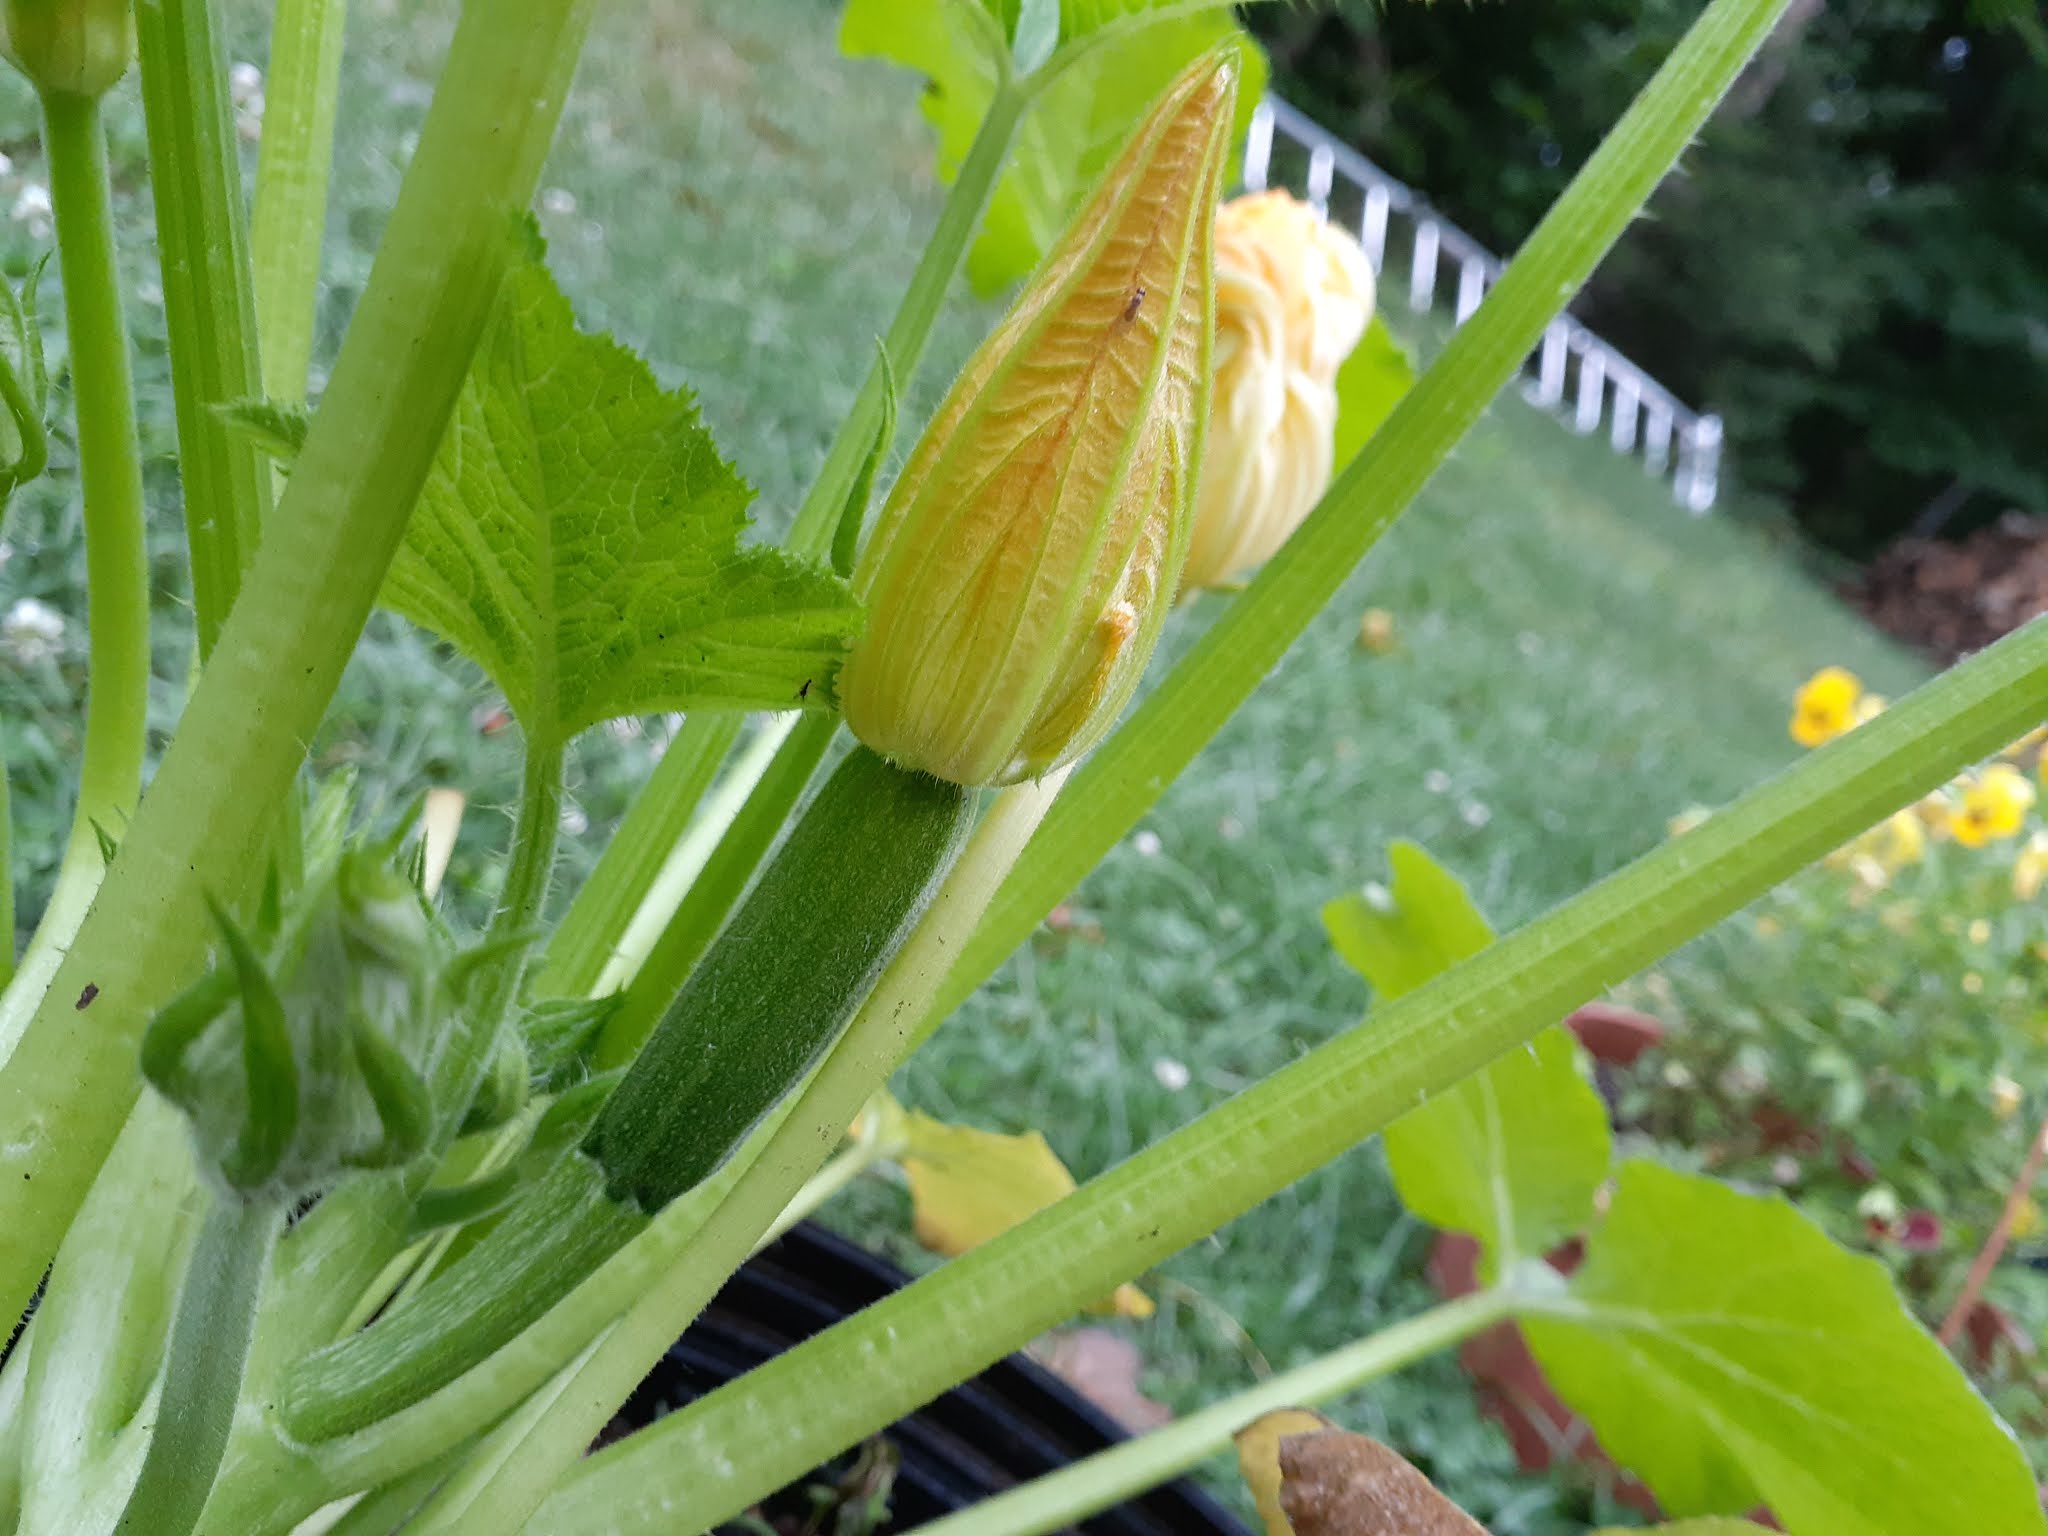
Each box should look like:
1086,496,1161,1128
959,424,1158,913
135,0,275,658
535,713,744,999
783,82,1026,554
591,711,834,1069
251,0,348,402
423,771,1069,1536
0,0,598,1343
905,1288,1521,1536
0,89,151,1064
115,1195,279,1536
539,615,2048,1536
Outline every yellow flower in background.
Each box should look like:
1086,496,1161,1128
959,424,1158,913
2015,832,2048,901
2013,1197,2042,1241
1181,190,1375,593
1356,606,1397,654
1949,762,2037,848
1876,807,1926,870
1790,666,1863,747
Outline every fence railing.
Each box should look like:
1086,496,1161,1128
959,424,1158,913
1244,96,1723,513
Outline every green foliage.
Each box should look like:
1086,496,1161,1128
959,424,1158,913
381,242,861,749
1325,843,1611,1276
1526,1161,2045,1533
1251,0,2048,553
839,0,1267,292
1330,316,1414,473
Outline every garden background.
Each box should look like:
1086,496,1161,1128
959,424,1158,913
0,0,2041,1528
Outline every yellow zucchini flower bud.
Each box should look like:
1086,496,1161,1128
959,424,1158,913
1182,190,1374,592
841,52,1237,786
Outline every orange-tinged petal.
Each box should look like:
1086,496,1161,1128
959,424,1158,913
843,52,1237,785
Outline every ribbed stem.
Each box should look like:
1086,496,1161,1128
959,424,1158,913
251,0,348,403
115,1195,280,1536
0,89,151,1063
0,0,599,1346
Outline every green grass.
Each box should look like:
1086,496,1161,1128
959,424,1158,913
0,0,1930,1529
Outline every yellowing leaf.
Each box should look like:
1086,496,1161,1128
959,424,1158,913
1235,1408,1330,1535
1234,1410,1489,1536
841,0,1266,293
900,1112,1152,1317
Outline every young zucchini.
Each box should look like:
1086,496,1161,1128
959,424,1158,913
284,746,973,1440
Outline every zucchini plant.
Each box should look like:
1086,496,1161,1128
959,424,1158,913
0,0,2040,1533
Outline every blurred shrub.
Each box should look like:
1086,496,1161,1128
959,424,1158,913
1249,0,2048,558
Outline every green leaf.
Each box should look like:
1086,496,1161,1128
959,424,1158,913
842,0,1267,294
1598,1524,1777,1536
216,397,312,463
1527,1161,2046,1534
382,249,861,746
1330,317,1415,471
1323,842,1610,1273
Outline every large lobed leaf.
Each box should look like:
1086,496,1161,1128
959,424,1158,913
1527,1161,2046,1534
383,245,860,747
1324,841,1610,1274
841,0,1267,293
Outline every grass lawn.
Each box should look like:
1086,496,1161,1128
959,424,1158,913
0,0,1928,1528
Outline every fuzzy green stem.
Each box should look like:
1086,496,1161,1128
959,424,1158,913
753,1125,893,1253
422,770,1069,1536
251,0,347,403
535,713,744,999
135,0,275,659
541,613,2048,1536
905,1288,1520,1536
591,710,834,1069
0,89,151,1063
783,82,1025,555
115,1195,279,1536
0,0,598,1342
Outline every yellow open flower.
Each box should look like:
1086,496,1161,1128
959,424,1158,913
1789,666,1862,748
1181,190,1374,592
1949,762,2037,848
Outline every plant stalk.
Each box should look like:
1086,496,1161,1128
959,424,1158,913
591,711,833,1069
904,1288,1521,1536
783,82,1026,554
536,713,744,999
0,89,151,1065
115,1195,280,1536
406,769,1071,1536
536,612,2048,1535
0,0,599,1343
251,0,349,403
135,0,276,658
1938,1114,2048,1349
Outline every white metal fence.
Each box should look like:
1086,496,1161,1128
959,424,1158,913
1244,96,1724,513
